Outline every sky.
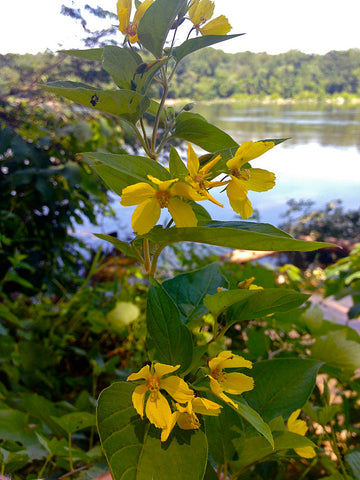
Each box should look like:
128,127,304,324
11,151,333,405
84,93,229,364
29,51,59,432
0,0,359,56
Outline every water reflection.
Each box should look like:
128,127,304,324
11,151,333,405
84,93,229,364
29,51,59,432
194,103,360,150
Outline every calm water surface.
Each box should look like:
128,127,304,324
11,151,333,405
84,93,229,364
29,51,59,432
77,103,360,247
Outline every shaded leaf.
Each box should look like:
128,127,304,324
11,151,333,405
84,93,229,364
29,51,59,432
173,34,244,61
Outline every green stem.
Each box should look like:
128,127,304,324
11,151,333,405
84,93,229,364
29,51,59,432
38,453,53,479
329,423,348,478
151,67,168,154
68,433,74,474
149,243,169,277
143,239,151,274
298,456,318,480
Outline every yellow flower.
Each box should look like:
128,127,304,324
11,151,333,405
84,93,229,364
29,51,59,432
208,350,254,408
186,143,226,207
117,0,153,44
226,141,276,219
120,175,203,235
127,362,194,430
287,409,316,458
161,397,222,442
189,0,231,35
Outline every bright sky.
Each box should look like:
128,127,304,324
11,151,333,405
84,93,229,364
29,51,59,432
0,0,359,55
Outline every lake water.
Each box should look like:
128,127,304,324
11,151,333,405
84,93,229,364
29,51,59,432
76,103,360,248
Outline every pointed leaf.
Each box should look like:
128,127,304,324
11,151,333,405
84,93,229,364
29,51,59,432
143,221,335,252
173,34,244,61
163,263,228,323
42,81,150,122
138,0,188,57
97,382,208,480
171,112,238,152
93,234,137,259
60,48,103,60
147,278,193,372
244,359,323,422
169,146,188,179
102,46,142,89
50,412,96,435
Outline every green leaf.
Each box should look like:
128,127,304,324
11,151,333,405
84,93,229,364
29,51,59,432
50,412,96,435
93,234,137,259
97,382,208,480
311,330,360,375
143,221,335,252
171,112,238,152
60,48,103,60
147,278,193,372
42,81,150,122
190,201,212,226
138,0,188,58
169,146,188,179
225,289,310,324
163,262,228,323
244,359,323,422
82,151,171,195
204,289,258,317
0,409,37,446
173,34,244,61
233,398,274,447
345,449,360,479
102,46,142,89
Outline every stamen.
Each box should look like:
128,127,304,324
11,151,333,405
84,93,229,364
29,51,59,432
147,376,160,392
156,190,171,207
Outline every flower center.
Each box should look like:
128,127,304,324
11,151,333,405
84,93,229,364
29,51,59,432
211,368,227,384
156,190,171,207
126,24,138,38
147,375,160,392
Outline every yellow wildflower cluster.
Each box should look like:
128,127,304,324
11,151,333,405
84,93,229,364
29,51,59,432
127,351,254,441
120,141,275,235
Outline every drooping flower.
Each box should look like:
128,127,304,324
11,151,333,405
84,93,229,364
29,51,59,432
189,0,231,35
117,0,154,44
127,363,194,430
208,350,254,408
161,396,222,442
186,143,226,207
226,141,276,219
287,409,316,458
120,175,203,234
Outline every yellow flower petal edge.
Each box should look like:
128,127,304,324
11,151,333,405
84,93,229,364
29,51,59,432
116,0,154,44
189,0,231,36
287,409,316,458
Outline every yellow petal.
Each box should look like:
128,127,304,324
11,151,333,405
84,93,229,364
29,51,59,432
200,154,222,175
208,376,238,408
189,0,215,26
200,15,231,35
161,411,180,442
202,189,224,207
147,175,178,191
120,182,155,206
187,143,200,179
288,410,308,436
227,141,274,170
132,197,160,234
117,0,131,33
226,179,252,218
167,198,198,228
160,375,194,403
294,446,316,459
245,168,276,192
145,391,172,429
153,363,180,379
215,351,253,370
221,372,254,395
192,397,222,416
127,364,151,381
176,411,201,430
131,383,148,418
133,0,154,25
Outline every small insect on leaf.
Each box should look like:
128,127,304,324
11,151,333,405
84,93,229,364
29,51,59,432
90,94,99,106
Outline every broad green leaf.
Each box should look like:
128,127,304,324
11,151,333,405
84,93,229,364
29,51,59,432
138,0,188,58
204,289,258,317
93,234,137,259
163,263,228,323
60,48,103,60
0,449,29,474
225,289,310,324
97,382,208,480
82,151,171,194
147,278,193,372
102,46,142,89
244,359,323,422
234,398,274,447
171,112,238,152
169,146,188,179
345,450,360,479
143,221,334,252
42,81,150,122
0,410,37,446
311,330,360,375
50,412,96,435
173,34,244,61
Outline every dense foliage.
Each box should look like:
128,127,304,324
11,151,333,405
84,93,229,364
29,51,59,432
1,48,360,101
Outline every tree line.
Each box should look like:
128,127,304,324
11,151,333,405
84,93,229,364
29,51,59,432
1,48,359,100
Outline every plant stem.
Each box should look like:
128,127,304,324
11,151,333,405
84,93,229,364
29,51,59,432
329,422,348,478
68,433,74,474
38,453,53,479
151,67,168,154
149,243,169,277
143,239,151,274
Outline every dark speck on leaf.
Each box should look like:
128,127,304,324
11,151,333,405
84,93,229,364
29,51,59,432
90,94,99,106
